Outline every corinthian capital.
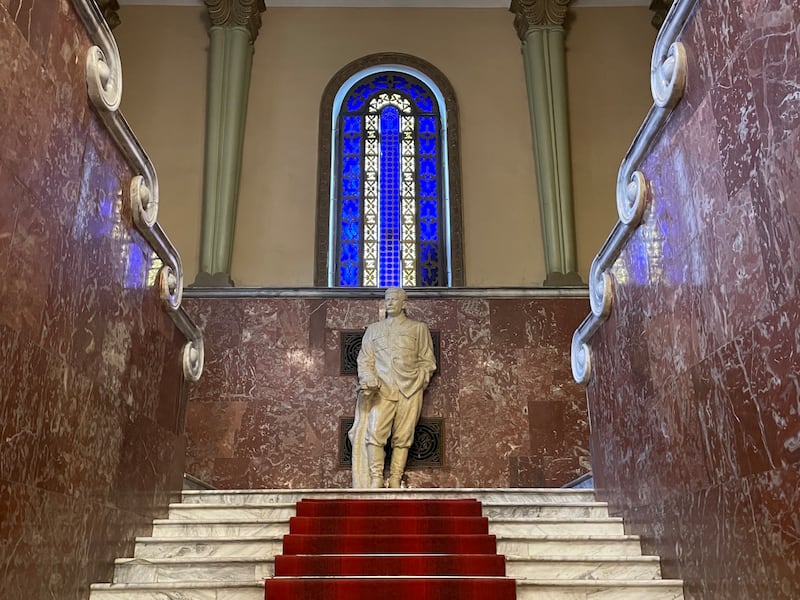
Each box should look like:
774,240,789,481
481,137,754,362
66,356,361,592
510,0,572,40
205,0,267,41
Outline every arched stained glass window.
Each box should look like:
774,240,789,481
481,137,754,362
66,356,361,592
315,54,464,288
337,72,442,287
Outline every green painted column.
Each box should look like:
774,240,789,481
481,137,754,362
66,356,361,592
194,0,265,287
511,0,582,286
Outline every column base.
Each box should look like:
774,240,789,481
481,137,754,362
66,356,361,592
190,271,235,287
543,271,584,287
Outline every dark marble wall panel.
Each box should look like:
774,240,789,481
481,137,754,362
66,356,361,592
586,1,800,598
184,296,590,489
0,3,191,599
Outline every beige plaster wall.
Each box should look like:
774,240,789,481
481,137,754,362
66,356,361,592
115,5,656,287
567,7,657,279
236,7,540,286
115,6,208,284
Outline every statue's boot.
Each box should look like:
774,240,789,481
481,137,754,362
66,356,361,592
387,447,409,488
366,443,386,488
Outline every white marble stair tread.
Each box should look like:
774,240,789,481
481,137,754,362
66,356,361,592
482,501,611,519
505,555,663,580
497,534,644,557
152,519,290,537
516,579,685,600
180,488,596,505
90,581,264,600
113,556,275,583
168,503,296,521
490,517,624,536
133,536,283,559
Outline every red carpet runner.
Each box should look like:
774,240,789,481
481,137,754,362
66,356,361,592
265,498,516,600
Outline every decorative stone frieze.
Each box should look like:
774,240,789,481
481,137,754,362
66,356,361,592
204,0,266,41
510,0,571,39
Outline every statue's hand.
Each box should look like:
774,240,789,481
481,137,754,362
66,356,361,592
361,379,380,391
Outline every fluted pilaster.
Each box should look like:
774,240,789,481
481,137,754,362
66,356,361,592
510,0,581,286
194,0,266,287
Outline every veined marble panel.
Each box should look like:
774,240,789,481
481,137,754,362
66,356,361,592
168,504,296,521
151,520,289,537
516,580,685,600
506,556,662,580
184,296,590,489
583,0,800,597
90,582,264,600
489,518,624,536
113,557,274,583
497,535,643,558
133,538,282,559
482,502,610,520
180,488,597,504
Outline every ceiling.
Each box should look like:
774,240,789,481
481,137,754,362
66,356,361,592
118,0,650,7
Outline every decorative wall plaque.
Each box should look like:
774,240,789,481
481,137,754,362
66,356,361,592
339,417,444,469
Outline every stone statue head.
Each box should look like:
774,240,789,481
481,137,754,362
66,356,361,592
384,287,407,318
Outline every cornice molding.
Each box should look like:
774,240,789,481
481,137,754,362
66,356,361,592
204,0,267,40
648,0,674,29
509,0,572,40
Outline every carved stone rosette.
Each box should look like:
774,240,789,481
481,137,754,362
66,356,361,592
204,0,266,40
510,0,571,39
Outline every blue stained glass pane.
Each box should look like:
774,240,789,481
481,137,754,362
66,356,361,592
419,179,436,196
340,265,358,286
339,114,362,287
419,137,436,154
379,106,401,287
337,71,445,287
344,116,360,132
419,116,436,133
420,157,436,175
419,202,433,218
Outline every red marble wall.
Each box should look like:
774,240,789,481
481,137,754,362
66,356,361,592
183,295,589,489
0,2,190,599
586,1,800,598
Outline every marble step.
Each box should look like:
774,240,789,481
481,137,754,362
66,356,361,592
516,579,685,599
181,488,597,505
90,581,263,599
152,519,289,537
497,535,644,558
132,533,642,560
93,578,685,600
489,518,624,536
133,536,283,559
167,501,611,522
113,557,274,583
482,502,611,519
112,554,662,584
150,517,622,538
168,503,296,521
506,555,663,580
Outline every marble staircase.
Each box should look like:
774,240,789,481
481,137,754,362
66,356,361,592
89,489,685,599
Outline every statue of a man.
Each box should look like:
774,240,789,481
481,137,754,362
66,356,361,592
348,287,436,488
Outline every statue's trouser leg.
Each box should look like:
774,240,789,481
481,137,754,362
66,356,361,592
386,392,424,489
366,443,386,488
365,395,398,488
387,447,408,488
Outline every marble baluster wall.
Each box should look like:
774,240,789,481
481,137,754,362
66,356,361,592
0,3,191,599
585,1,800,598
183,295,589,489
